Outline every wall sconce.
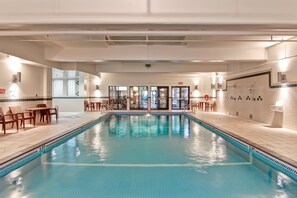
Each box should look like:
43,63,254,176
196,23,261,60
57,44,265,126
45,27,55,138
277,72,286,83
12,72,21,83
194,85,198,90
211,83,215,89
95,85,100,90
216,83,222,90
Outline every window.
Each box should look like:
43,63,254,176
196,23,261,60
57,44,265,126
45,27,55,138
67,80,76,96
53,80,63,96
109,86,128,110
52,69,81,97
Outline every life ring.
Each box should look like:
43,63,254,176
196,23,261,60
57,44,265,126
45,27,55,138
203,94,210,101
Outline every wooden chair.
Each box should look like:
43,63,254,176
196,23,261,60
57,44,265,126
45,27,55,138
0,107,19,134
49,106,58,122
101,100,109,111
9,106,35,129
84,101,91,111
36,104,48,122
208,101,216,111
36,104,58,123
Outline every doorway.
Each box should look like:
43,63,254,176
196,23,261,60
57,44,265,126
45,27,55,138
129,86,148,110
172,86,190,110
151,86,169,110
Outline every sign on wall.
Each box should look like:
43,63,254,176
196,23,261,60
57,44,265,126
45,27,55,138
178,82,183,85
0,88,5,94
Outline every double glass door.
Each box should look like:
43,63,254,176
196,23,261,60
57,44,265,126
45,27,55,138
109,86,128,110
172,86,190,110
151,86,169,110
129,86,148,110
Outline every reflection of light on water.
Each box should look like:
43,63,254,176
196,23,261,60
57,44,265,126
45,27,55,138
183,128,190,138
13,177,23,186
277,175,284,188
194,167,207,174
91,126,108,161
75,147,81,157
192,125,200,135
187,124,227,165
51,149,57,160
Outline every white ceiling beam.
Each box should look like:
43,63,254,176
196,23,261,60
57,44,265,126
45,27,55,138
1,0,297,25
0,39,59,68
1,30,297,37
45,45,267,62
96,62,228,73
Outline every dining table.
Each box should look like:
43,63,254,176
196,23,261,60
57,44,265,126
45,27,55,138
26,107,52,124
90,101,101,111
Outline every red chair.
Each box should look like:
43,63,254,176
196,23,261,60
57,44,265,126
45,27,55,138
0,107,19,134
9,106,35,129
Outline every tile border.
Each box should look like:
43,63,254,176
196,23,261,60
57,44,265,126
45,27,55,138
225,71,297,91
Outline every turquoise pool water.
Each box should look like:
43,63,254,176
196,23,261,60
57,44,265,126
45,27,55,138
0,114,296,197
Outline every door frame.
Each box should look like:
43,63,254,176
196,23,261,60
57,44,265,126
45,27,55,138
151,86,169,110
171,86,190,110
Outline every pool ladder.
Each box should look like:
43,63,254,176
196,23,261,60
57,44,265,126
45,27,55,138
182,104,190,114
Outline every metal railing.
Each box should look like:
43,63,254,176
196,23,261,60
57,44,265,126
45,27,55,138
182,104,190,114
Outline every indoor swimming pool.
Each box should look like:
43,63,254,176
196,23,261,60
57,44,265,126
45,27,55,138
0,114,296,197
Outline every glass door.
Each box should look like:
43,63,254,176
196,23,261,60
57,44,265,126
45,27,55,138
109,86,128,110
172,86,190,110
151,86,169,110
130,86,148,110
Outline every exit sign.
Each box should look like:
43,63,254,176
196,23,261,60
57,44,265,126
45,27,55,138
0,88,5,94
178,82,183,85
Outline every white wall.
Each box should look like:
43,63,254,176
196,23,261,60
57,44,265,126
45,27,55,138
0,59,52,114
218,40,297,131
53,98,85,112
87,73,215,100
0,59,50,98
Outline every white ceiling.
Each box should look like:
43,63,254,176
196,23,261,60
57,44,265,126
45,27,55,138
1,0,297,74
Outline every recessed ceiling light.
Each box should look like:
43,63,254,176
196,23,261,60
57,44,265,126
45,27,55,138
191,60,203,63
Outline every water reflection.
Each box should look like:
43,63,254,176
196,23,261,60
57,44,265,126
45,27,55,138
45,124,108,163
0,114,295,198
107,115,227,165
187,125,227,165
108,115,191,138
88,124,108,162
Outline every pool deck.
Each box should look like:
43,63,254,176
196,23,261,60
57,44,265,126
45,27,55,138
189,111,297,168
0,111,297,169
0,112,107,166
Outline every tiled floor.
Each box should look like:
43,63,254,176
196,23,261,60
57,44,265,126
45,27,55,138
0,111,297,169
189,111,297,168
0,112,107,165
